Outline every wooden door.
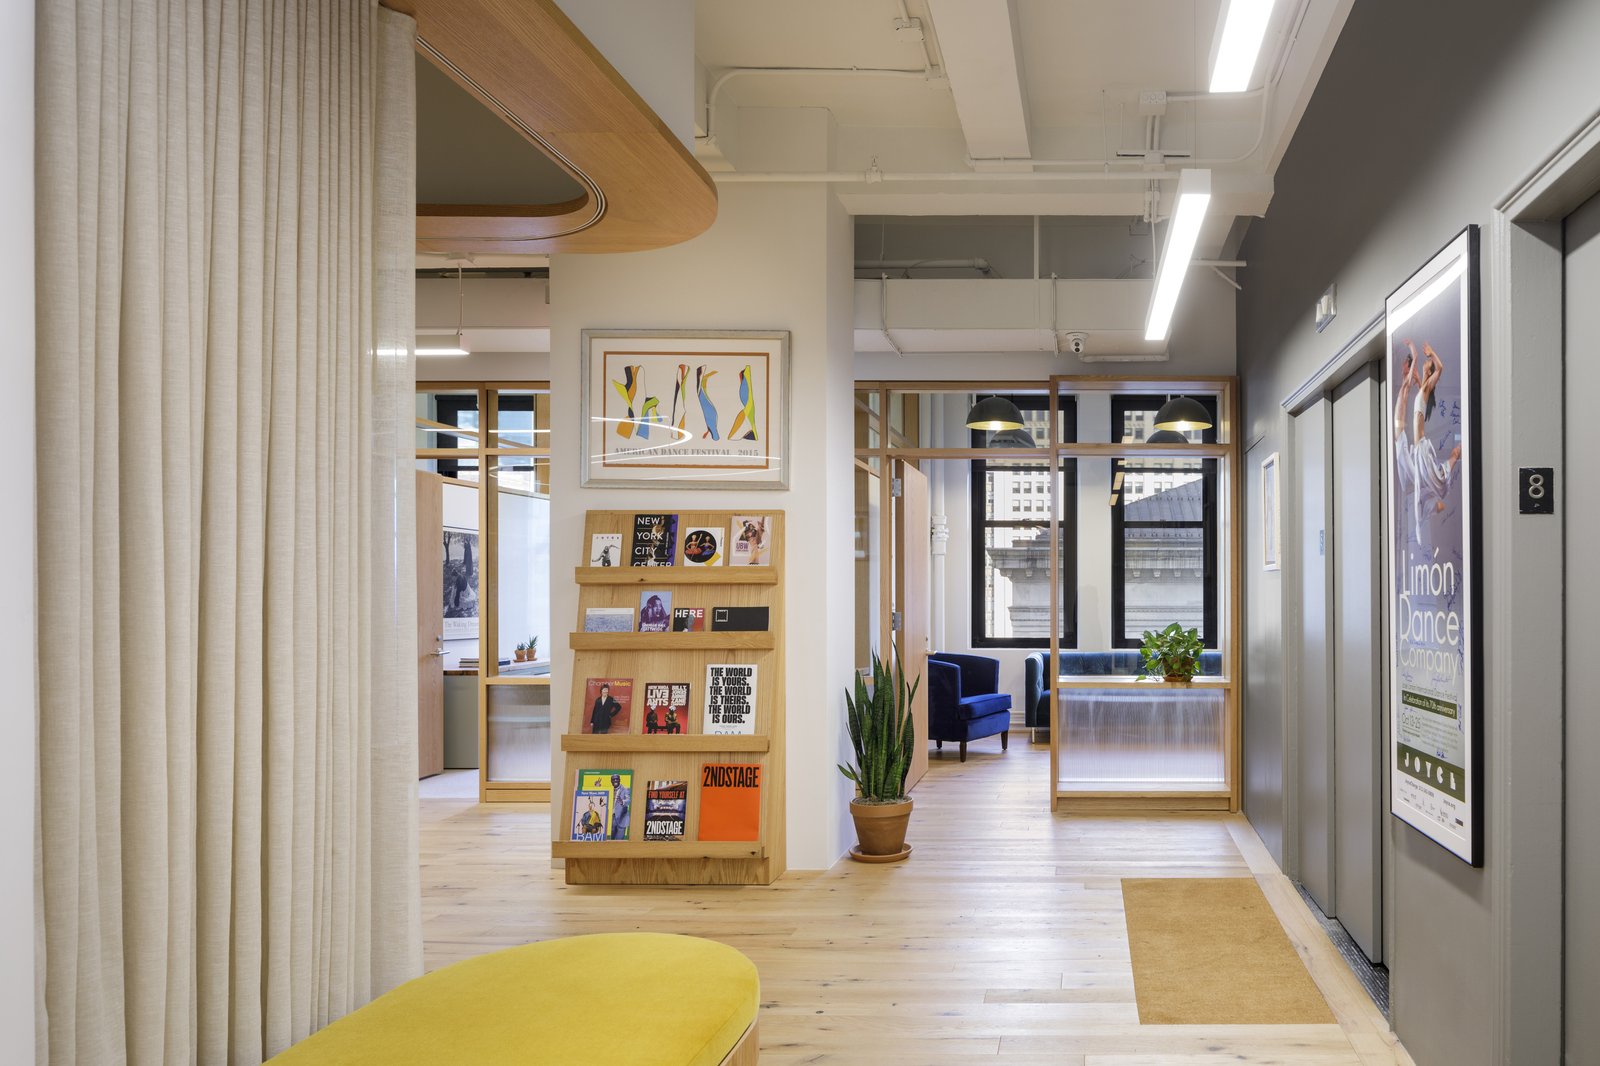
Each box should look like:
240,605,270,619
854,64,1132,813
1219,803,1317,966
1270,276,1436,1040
417,471,445,778
895,460,931,791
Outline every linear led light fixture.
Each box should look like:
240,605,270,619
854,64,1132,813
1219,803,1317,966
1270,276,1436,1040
416,332,471,356
1210,0,1277,92
1144,168,1212,343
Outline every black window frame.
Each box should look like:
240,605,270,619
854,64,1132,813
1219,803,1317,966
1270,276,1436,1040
1109,395,1219,649
432,393,538,481
969,395,1078,649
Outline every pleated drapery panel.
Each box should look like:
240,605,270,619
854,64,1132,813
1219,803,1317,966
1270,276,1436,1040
35,3,422,1063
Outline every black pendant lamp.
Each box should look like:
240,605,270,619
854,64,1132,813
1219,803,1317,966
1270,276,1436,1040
1146,428,1190,444
966,395,1025,431
1152,395,1213,433
989,427,1036,448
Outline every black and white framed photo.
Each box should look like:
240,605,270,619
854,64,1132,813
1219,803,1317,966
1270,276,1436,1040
1261,452,1281,572
441,527,479,640
1383,225,1482,866
581,329,790,489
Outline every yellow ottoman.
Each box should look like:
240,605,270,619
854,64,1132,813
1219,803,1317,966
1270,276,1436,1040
270,932,759,1065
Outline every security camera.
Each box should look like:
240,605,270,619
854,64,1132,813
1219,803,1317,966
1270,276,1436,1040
1065,332,1088,355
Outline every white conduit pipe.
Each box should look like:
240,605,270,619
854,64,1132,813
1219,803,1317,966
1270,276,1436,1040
698,66,936,147
712,168,1183,183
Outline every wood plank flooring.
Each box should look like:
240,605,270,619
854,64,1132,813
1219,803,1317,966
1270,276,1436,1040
420,740,1415,1065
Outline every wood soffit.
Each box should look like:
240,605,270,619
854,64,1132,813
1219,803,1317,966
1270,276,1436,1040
385,0,718,255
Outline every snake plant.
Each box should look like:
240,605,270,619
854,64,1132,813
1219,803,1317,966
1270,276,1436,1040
838,650,919,804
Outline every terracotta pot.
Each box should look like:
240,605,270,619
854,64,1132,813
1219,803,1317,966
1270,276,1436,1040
1164,673,1191,683
849,797,912,858
514,648,527,662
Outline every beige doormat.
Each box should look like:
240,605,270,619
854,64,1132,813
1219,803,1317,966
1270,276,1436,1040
1121,877,1336,1025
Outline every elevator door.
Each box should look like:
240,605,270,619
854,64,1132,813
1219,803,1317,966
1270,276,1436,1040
1563,188,1600,1066
1331,367,1384,963
1293,400,1335,914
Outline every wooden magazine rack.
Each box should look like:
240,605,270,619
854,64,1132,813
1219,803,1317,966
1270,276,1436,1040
555,510,786,885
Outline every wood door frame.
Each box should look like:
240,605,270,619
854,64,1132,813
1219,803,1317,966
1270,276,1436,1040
418,380,552,802
894,459,931,790
855,376,1242,812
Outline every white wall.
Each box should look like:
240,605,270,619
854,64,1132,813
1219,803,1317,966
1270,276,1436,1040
2,0,34,1056
549,182,857,871
551,0,695,150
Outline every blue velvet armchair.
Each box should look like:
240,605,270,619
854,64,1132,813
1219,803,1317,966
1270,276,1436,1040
927,652,1012,762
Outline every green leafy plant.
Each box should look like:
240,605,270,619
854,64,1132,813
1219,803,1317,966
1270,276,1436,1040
515,641,527,653
1139,622,1205,681
527,635,539,659
838,650,919,804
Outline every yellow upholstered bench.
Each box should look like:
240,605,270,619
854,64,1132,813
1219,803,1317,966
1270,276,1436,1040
270,932,759,1065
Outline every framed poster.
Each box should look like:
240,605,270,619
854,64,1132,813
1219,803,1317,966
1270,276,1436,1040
581,329,790,489
442,527,479,640
1261,452,1281,572
1383,225,1482,866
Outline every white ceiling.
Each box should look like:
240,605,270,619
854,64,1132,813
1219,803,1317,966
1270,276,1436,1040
694,0,1354,259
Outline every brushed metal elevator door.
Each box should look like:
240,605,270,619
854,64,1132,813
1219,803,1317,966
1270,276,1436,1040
1563,188,1600,1066
1332,367,1384,963
1294,400,1335,914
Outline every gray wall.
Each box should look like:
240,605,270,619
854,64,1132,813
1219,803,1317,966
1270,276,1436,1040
1237,1,1594,1064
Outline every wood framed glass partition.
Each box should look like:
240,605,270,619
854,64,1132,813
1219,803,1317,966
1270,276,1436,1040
854,376,1241,811
417,380,553,802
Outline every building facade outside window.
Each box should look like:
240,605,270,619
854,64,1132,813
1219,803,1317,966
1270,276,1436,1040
969,396,1077,648
1110,395,1219,648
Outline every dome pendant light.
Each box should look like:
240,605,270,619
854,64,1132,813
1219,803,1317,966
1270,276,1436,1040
966,395,1025,432
988,427,1036,448
1152,395,1213,433
1146,428,1190,444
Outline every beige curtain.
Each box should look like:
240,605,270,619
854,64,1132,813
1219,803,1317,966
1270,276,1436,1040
35,2,421,1063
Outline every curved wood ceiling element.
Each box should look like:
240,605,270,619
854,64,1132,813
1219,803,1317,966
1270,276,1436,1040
384,0,718,254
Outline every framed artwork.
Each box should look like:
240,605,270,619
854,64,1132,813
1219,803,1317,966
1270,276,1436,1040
1383,225,1482,866
1261,452,1280,572
442,527,479,640
581,329,790,489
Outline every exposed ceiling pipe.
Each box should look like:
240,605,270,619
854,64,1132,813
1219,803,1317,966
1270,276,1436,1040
879,276,904,357
712,168,1183,183
856,258,996,276
697,66,940,149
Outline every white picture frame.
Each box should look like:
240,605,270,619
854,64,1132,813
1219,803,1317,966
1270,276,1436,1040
581,329,791,489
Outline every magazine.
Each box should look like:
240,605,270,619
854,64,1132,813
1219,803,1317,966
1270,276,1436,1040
671,606,706,632
682,526,724,566
588,532,623,568
583,607,633,633
630,513,679,567
710,606,769,631
642,681,690,735
728,515,771,565
704,663,758,734
637,590,674,632
570,788,609,841
643,780,688,841
582,678,633,735
698,763,760,841
576,768,634,841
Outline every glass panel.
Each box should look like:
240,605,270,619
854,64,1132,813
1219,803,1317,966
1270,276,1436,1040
1118,458,1208,638
416,389,480,451
971,458,1075,645
1056,689,1225,791
854,467,882,670
854,389,880,450
493,457,550,669
487,684,551,783
489,388,548,450
888,392,921,446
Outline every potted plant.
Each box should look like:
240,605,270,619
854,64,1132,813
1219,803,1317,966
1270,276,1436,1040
527,635,539,662
1139,622,1204,682
513,640,527,663
838,650,919,863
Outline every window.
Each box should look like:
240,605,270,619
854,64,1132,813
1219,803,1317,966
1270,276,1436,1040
1110,396,1218,647
970,396,1077,647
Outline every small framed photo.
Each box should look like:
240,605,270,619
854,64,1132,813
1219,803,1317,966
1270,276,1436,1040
581,329,790,490
1261,452,1280,572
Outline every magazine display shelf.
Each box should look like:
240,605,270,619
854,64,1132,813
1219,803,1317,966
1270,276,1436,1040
557,509,785,886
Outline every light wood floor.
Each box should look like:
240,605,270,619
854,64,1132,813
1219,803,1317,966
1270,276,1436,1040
421,740,1416,1065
